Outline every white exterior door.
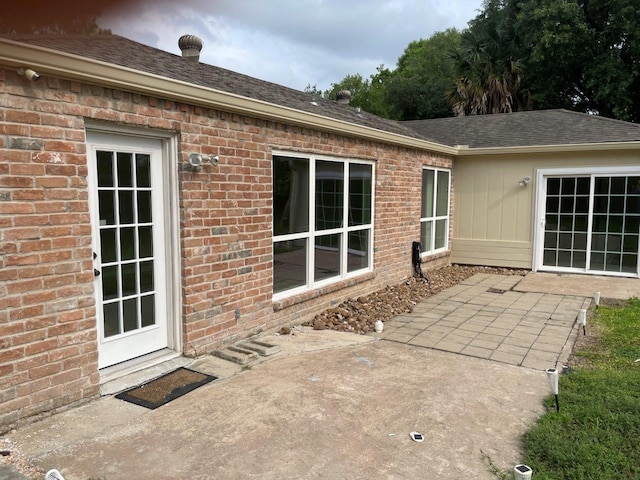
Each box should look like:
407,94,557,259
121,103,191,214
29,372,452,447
87,131,171,368
535,168,640,277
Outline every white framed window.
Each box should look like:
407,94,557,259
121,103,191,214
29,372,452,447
421,167,451,255
272,152,374,299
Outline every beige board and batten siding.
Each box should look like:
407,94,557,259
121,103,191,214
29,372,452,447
451,148,640,269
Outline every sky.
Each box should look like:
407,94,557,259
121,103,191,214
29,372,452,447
98,0,484,92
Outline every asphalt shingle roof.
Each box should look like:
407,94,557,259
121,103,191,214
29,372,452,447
402,109,640,148
8,35,640,150
8,34,424,140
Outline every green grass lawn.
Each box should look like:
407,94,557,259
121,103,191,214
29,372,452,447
521,298,640,479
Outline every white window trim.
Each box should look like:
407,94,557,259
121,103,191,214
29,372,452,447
420,166,451,256
272,151,375,301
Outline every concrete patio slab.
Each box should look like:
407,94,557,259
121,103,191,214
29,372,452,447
374,273,591,371
3,271,638,479
4,341,549,480
515,272,640,299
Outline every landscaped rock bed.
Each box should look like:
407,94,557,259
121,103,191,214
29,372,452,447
301,265,528,334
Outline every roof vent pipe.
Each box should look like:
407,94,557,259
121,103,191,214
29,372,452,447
336,90,352,105
178,34,203,63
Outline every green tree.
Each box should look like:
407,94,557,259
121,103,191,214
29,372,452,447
517,0,640,121
463,0,640,121
326,66,393,118
304,84,324,97
386,29,462,119
447,1,530,115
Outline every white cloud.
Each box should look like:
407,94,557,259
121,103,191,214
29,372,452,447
99,0,483,91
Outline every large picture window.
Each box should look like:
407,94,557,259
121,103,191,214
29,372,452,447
421,168,450,254
273,153,374,298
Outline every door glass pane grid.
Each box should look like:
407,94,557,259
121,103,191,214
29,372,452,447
543,175,640,275
590,175,640,273
543,176,589,269
97,149,156,338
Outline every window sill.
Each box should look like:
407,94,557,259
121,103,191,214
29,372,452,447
273,271,376,311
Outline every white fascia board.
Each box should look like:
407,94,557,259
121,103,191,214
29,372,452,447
0,39,456,156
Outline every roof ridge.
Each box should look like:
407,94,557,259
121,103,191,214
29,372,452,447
556,108,640,128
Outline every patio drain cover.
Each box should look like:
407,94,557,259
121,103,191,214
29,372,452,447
487,288,507,294
115,367,217,409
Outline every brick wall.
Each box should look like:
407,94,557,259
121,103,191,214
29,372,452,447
0,70,99,428
0,67,452,429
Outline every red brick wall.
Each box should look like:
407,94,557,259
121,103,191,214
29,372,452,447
0,70,99,428
0,67,452,428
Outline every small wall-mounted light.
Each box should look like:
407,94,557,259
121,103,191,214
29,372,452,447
17,67,40,82
188,153,219,172
518,176,531,187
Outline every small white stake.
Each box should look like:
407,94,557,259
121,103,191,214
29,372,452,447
594,291,601,307
579,308,587,335
514,464,533,480
546,368,560,412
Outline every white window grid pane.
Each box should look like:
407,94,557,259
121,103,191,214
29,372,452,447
273,154,373,298
421,168,450,254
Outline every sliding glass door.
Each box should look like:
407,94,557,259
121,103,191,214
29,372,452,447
539,172,640,276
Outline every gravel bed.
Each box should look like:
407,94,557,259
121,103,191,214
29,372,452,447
301,264,528,334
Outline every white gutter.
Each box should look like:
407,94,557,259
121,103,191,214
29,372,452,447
455,141,640,155
0,38,457,156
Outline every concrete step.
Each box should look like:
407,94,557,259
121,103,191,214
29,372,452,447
238,340,281,357
211,346,259,365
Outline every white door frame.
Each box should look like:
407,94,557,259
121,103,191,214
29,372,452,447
534,166,640,277
86,123,181,368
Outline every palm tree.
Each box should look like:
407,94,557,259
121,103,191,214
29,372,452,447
447,12,530,115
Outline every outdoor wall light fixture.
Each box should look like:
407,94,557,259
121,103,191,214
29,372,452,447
188,153,219,171
17,67,40,82
518,176,531,187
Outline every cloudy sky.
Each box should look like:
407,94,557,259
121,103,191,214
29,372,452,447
99,0,483,92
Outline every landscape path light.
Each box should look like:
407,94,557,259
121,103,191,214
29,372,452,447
594,291,600,309
546,367,560,412
514,464,533,480
578,308,587,336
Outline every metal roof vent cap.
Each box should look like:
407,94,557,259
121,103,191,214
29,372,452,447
336,90,352,105
178,34,203,62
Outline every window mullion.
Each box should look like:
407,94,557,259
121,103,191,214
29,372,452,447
341,162,348,278
308,157,316,289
